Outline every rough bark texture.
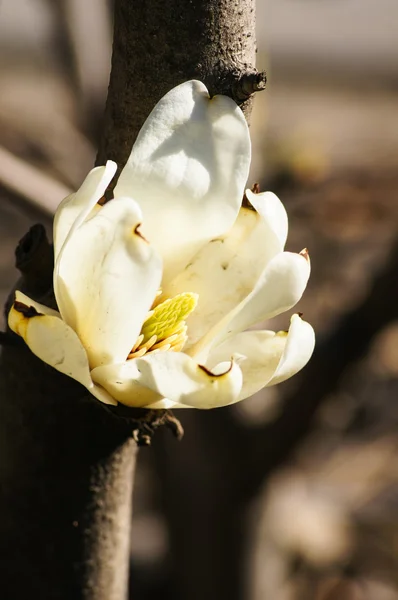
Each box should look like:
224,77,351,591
0,227,137,600
97,0,258,168
0,1,260,598
0,348,136,600
94,1,260,599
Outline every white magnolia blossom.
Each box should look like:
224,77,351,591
8,80,315,410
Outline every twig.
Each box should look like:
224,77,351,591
233,70,267,102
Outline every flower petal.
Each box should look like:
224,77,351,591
267,314,315,386
224,251,311,336
164,191,288,347
190,250,311,360
55,196,162,368
133,352,243,409
53,160,117,261
114,80,251,283
207,314,315,401
91,361,162,408
92,352,243,409
146,398,186,409
245,189,288,250
8,291,116,405
9,290,61,322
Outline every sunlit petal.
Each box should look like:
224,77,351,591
245,189,288,250
207,314,315,400
53,160,117,261
133,352,243,409
8,291,116,405
165,191,288,347
114,80,251,284
190,250,311,360
55,196,162,368
91,361,161,407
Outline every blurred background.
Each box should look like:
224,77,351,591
1,1,398,599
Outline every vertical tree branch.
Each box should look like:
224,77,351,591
0,228,137,600
0,350,137,600
97,0,259,167
94,2,261,599
0,1,262,598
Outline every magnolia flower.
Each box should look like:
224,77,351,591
8,80,314,410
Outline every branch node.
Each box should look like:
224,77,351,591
128,409,184,446
234,70,267,102
164,411,184,441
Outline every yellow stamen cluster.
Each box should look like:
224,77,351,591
128,292,198,360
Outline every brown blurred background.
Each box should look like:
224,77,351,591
1,1,398,599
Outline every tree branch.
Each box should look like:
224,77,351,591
0,0,264,597
97,0,262,169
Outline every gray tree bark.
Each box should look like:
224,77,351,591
0,0,260,598
95,1,261,599
97,0,261,167
0,226,137,600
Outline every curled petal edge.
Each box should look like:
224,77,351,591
8,291,116,406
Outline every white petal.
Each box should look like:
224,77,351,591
91,362,193,409
133,352,243,409
10,290,61,321
267,314,315,386
224,251,311,335
8,292,116,405
114,80,251,283
207,314,315,401
55,196,162,368
145,398,180,409
245,189,288,250
92,352,242,409
53,160,117,261
164,192,288,348
190,250,311,359
91,361,162,408
144,399,192,409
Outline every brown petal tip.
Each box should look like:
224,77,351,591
134,224,149,243
13,301,41,318
198,362,233,378
299,248,310,261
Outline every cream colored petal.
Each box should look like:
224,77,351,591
267,314,315,386
93,352,242,409
91,362,193,409
245,189,288,250
91,361,162,408
190,250,311,360
144,399,192,409
55,196,162,368
145,398,179,409
8,292,116,405
165,192,288,348
133,352,243,409
207,314,315,401
224,251,311,336
114,80,251,284
53,160,117,261
10,290,60,321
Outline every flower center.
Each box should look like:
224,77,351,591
128,292,198,360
